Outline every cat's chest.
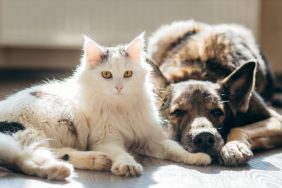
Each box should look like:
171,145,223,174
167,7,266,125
88,106,148,139
90,108,137,128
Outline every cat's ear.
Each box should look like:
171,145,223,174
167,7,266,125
83,35,104,67
126,32,144,60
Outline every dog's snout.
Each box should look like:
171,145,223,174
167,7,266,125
193,132,215,149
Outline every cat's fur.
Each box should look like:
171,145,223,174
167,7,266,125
0,34,211,180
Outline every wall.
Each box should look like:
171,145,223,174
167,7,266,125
260,0,282,74
0,0,261,48
0,0,262,69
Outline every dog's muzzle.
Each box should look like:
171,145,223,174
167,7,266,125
189,128,224,158
181,117,225,158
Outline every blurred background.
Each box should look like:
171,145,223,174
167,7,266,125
0,0,281,97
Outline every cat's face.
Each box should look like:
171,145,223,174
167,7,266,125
79,33,149,97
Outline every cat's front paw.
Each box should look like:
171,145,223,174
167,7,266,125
81,151,112,171
220,141,253,166
111,159,143,177
184,152,211,166
41,161,73,180
85,152,112,171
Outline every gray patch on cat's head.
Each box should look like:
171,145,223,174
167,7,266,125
101,46,128,62
118,47,128,57
101,49,110,61
58,119,77,136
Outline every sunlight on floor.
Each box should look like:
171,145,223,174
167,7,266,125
21,178,85,188
149,165,204,188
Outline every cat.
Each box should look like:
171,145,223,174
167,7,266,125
0,33,211,180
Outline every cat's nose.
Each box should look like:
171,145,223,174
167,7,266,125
115,86,123,92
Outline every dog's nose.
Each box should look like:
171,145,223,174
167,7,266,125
193,132,215,149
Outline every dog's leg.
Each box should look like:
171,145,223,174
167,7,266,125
142,139,211,165
93,143,143,177
54,148,112,171
227,117,282,148
220,114,282,166
251,136,282,149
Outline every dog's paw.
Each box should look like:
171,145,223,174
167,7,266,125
41,161,74,180
220,141,253,166
111,159,143,177
85,152,112,171
184,152,211,166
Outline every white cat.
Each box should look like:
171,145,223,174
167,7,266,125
0,34,211,180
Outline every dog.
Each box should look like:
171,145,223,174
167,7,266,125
147,20,282,165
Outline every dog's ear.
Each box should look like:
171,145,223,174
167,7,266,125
146,58,172,112
146,58,170,89
220,61,257,113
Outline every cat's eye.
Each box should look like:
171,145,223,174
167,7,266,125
124,70,133,78
101,71,112,79
210,108,224,117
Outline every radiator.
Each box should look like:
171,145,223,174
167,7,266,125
0,0,261,48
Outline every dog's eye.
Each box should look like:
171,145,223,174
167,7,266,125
170,109,186,117
210,108,224,117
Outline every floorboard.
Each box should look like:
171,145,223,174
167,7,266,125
1,149,282,188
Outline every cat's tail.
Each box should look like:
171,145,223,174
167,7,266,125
147,20,207,65
0,132,73,180
0,133,22,168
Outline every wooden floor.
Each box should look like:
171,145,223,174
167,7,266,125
1,149,282,188
1,72,282,188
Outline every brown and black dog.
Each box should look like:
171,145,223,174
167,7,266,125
147,20,282,165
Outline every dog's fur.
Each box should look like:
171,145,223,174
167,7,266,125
147,20,282,165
